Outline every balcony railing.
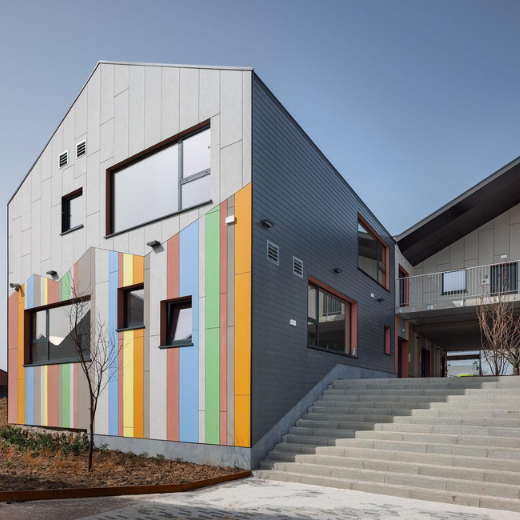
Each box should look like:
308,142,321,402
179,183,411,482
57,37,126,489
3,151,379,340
398,261,519,308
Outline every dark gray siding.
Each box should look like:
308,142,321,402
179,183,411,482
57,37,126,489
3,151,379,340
251,75,396,444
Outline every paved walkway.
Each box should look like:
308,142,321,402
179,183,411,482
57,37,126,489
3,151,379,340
1,478,519,520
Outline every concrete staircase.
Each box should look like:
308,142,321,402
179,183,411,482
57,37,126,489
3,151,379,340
255,376,520,512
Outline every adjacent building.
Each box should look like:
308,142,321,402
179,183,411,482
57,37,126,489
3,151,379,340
7,61,514,469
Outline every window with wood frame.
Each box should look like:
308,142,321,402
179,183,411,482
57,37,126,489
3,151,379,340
118,285,144,330
398,266,409,307
384,325,391,355
107,124,211,235
357,216,389,289
160,297,193,348
62,188,84,234
307,279,357,357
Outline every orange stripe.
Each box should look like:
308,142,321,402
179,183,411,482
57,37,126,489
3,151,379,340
48,280,59,304
219,200,228,445
133,330,144,438
17,287,24,424
133,256,144,285
7,294,18,424
167,234,180,441
118,331,124,435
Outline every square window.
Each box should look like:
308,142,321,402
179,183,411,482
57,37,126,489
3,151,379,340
357,218,388,289
442,270,466,295
62,189,84,233
119,286,144,330
160,297,193,347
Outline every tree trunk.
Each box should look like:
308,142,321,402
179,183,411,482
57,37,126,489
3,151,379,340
514,365,520,376
88,402,94,472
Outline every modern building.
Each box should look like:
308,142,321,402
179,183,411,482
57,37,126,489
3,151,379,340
7,61,512,470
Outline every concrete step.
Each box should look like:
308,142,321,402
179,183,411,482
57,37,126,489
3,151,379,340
259,460,520,499
266,450,520,486
288,427,520,448
280,438,520,461
331,376,520,389
273,443,520,472
253,469,520,512
320,392,520,404
326,386,520,396
302,411,520,428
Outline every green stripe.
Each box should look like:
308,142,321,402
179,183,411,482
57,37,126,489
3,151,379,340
62,271,70,301
61,364,70,427
205,208,220,444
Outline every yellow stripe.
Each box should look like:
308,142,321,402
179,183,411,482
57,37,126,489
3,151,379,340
18,286,24,424
43,366,48,426
133,330,144,438
123,254,133,287
123,330,134,437
234,184,252,448
43,278,48,305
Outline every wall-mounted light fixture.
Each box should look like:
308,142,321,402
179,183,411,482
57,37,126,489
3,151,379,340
333,268,342,274
225,215,236,224
146,240,161,248
46,270,58,277
10,283,21,291
261,218,274,228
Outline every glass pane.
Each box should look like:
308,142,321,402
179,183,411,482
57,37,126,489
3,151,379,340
443,270,466,293
307,321,317,346
31,342,48,363
358,223,378,282
182,128,211,178
307,284,317,319
32,311,46,341
114,144,178,233
49,305,90,361
318,290,348,353
181,174,211,209
169,304,192,343
126,288,144,327
69,195,83,229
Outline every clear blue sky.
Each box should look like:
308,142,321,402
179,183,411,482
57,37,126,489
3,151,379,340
2,0,520,371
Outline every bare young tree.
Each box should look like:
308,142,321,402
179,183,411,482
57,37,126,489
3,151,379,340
477,288,520,376
67,287,119,471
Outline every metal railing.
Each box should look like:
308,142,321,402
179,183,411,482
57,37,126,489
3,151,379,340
398,261,519,307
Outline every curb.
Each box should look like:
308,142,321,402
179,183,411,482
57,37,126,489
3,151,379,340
0,470,251,503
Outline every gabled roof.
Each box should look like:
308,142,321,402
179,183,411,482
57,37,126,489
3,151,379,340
8,61,253,205
396,154,520,266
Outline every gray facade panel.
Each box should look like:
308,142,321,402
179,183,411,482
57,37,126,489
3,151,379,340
251,76,396,444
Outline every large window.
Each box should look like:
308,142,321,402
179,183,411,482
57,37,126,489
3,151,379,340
160,297,193,348
491,262,518,295
62,189,84,234
307,283,353,355
442,270,466,295
357,218,388,288
119,286,144,330
109,126,211,234
30,302,90,365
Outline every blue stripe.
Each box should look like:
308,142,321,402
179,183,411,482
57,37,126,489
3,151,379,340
179,221,199,442
108,251,119,435
26,276,35,309
26,367,34,425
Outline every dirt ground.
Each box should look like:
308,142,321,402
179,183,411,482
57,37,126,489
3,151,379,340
0,398,242,492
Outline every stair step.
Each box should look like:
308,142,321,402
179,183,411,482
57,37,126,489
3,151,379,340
331,376,520,388
326,387,520,396
255,469,520,512
266,450,520,485
259,460,520,499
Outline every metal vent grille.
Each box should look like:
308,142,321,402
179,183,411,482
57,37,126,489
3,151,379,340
76,140,86,158
267,240,279,265
59,151,68,168
293,256,303,278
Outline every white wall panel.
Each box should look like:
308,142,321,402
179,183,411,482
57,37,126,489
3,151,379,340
75,89,88,139
114,90,129,164
129,66,145,156
87,68,101,155
144,66,162,148
100,64,114,125
199,69,220,121
161,67,180,139
180,68,199,130
114,65,129,96
220,70,242,148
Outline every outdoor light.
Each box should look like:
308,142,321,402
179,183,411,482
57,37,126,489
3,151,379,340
333,268,342,274
261,218,274,228
10,283,21,291
146,240,161,248
46,270,58,277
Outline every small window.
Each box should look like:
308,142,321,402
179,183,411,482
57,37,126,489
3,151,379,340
160,297,193,347
267,241,279,265
62,189,84,233
293,257,303,278
357,218,388,288
76,140,86,158
307,282,353,356
384,326,391,355
59,151,68,168
30,302,91,365
442,270,466,295
398,267,409,307
119,285,144,330
491,262,518,295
